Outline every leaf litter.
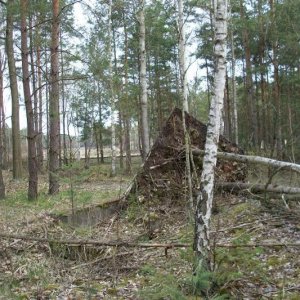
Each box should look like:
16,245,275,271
0,169,299,299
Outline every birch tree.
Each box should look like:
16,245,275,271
178,0,193,209
138,0,150,161
178,0,188,112
194,0,228,269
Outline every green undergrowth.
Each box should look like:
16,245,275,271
1,163,132,216
137,199,299,299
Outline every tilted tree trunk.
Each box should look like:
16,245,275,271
49,0,60,194
21,0,38,200
194,0,228,269
6,0,22,179
178,0,193,209
108,0,116,176
138,0,150,161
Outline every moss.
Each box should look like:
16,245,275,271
267,256,280,267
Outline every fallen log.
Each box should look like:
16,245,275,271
191,148,300,174
216,182,300,194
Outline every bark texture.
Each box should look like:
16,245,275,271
178,0,188,112
123,13,131,174
49,0,60,194
192,148,300,174
0,53,5,198
108,0,116,176
0,52,7,169
6,0,22,179
194,0,228,269
216,182,300,195
139,0,150,161
21,0,38,200
178,0,193,209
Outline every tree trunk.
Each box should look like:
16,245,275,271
139,0,150,161
29,16,38,144
6,0,22,179
108,0,116,176
178,0,188,113
21,0,38,200
0,136,5,199
229,10,238,145
119,112,124,170
49,0,60,194
223,72,231,139
216,182,300,195
123,13,131,174
258,0,267,150
36,43,44,168
194,0,228,270
240,0,258,150
60,30,68,166
178,0,193,210
0,52,7,169
97,90,104,164
269,0,283,160
192,148,300,174
93,122,100,164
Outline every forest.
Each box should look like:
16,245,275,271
0,0,299,299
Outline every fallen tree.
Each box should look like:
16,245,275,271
216,182,300,194
191,148,300,174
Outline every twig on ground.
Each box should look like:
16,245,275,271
1,233,300,249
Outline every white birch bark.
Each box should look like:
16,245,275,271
178,0,193,209
139,0,150,161
192,148,300,174
194,0,228,268
178,0,188,112
108,0,116,176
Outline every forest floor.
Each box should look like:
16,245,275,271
0,161,299,299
